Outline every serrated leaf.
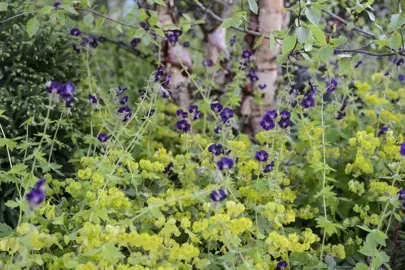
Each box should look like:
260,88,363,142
0,223,13,237
101,243,123,264
83,13,94,26
221,18,242,28
0,138,16,150
371,251,390,269
316,216,343,237
296,26,311,43
248,0,258,14
26,17,39,37
0,2,8,11
8,164,27,175
253,35,265,49
282,35,297,54
305,7,321,26
5,200,19,209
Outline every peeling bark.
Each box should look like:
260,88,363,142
242,0,288,135
157,0,192,108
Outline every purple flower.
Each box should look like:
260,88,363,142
398,74,405,82
162,74,171,89
378,126,389,136
154,66,165,82
161,87,172,99
276,261,288,270
66,98,74,108
327,78,338,92
70,28,81,36
131,38,141,47
260,119,275,130
172,30,183,37
120,96,129,105
263,161,275,173
258,84,267,90
193,110,202,120
164,162,174,174
45,81,63,94
88,94,98,104
400,143,405,156
247,68,259,82
336,111,346,120
117,86,128,96
72,45,80,53
208,143,223,156
123,112,132,122
202,59,213,67
188,105,198,114
97,133,109,143
53,1,61,9
397,188,405,200
59,82,76,99
210,188,227,202
217,157,234,170
167,32,178,44
26,178,46,207
301,94,315,108
140,21,149,30
354,60,363,68
214,125,222,134
88,36,98,48
118,106,131,114
211,102,223,113
220,108,234,123
255,150,269,162
242,50,253,59
176,109,188,118
396,58,404,66
385,71,390,76
278,110,291,129
265,110,278,120
175,119,191,132
183,41,190,47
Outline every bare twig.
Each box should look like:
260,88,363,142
334,48,403,57
0,11,38,24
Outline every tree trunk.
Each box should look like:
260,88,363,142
241,0,288,135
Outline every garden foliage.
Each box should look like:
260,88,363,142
0,0,405,270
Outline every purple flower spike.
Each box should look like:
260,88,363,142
258,84,267,90
175,119,191,132
88,94,98,104
45,81,63,94
255,150,269,162
400,143,405,156
276,261,288,270
263,161,275,173
242,50,253,59
327,78,338,92
211,102,223,113
131,38,141,47
70,28,81,36
97,133,109,143
208,143,223,156
220,108,234,123
217,157,234,170
176,109,188,118
120,96,129,105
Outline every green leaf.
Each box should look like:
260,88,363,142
332,35,347,46
316,216,343,236
0,138,16,150
62,5,79,16
296,27,311,43
101,243,123,264
83,13,94,26
248,0,258,14
5,200,19,209
310,27,326,45
388,14,405,32
366,10,375,21
282,35,297,54
366,230,387,246
38,6,53,16
318,44,334,62
371,251,390,269
0,2,8,11
0,223,13,237
8,164,28,175
116,24,123,33
253,35,265,49
352,263,369,270
154,0,166,5
26,17,39,38
269,33,276,51
305,7,321,26
221,18,242,28
134,28,146,38
389,32,402,50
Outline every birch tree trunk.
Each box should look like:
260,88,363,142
241,0,288,135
